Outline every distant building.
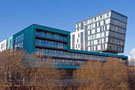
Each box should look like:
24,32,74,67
0,24,128,69
0,39,7,52
71,10,128,54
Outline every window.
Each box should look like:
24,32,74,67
97,45,101,50
100,21,104,26
105,44,108,49
88,41,90,46
97,27,100,33
87,20,90,24
94,46,97,51
105,19,110,24
106,37,108,43
88,47,90,51
106,31,109,36
101,32,104,37
96,33,100,38
36,31,67,41
77,39,79,43
100,26,104,31
107,12,111,17
90,24,93,29
107,25,110,30
75,24,78,28
93,18,95,22
102,38,104,43
35,48,109,62
15,34,24,43
36,39,67,49
102,44,105,50
107,13,109,16
15,33,24,49
96,17,99,21
81,22,83,27
91,46,93,51
85,26,88,30
111,12,127,23
92,35,96,39
98,39,101,44
1,43,5,49
91,41,94,45
92,29,95,34
94,40,98,45
93,23,96,28
100,15,102,18
89,19,93,23
97,22,99,27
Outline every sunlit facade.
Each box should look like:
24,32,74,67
0,24,128,69
71,10,127,54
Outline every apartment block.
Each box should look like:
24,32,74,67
0,24,128,69
71,10,127,54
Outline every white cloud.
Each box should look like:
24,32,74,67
128,48,135,66
130,48,135,56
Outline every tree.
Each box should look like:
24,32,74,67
73,60,104,90
103,58,129,90
73,58,129,90
21,55,64,90
0,50,64,90
128,66,135,90
0,50,25,90
128,56,135,66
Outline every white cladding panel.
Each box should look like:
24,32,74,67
0,39,8,52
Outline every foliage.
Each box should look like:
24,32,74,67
0,50,63,90
73,58,130,90
0,50,135,90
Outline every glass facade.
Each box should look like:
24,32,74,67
35,30,68,50
36,30,67,42
35,39,67,49
15,33,24,49
9,39,13,49
35,48,107,66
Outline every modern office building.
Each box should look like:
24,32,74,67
0,24,128,69
71,10,128,54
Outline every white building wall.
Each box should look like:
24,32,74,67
70,29,85,50
0,39,8,52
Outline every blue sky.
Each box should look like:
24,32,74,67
0,0,134,55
